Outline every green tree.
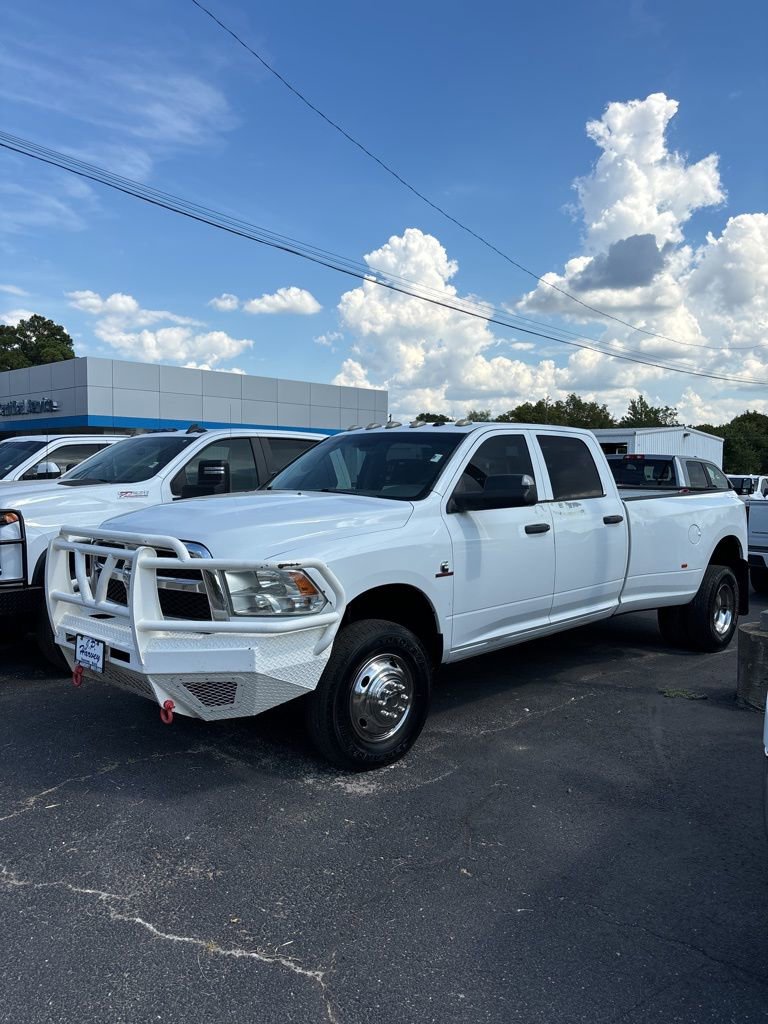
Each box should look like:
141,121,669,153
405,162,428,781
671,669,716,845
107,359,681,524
465,409,492,421
620,395,678,427
0,315,75,372
415,411,453,424
703,412,768,473
496,393,615,428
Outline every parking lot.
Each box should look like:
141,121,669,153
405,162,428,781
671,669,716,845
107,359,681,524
2,601,767,1024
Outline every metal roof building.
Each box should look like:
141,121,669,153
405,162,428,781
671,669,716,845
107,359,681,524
0,357,387,437
592,426,724,466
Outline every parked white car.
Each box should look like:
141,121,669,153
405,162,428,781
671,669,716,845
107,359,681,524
0,434,121,483
47,423,748,768
0,427,322,649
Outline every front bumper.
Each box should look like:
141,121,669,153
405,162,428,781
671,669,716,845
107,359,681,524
47,527,346,721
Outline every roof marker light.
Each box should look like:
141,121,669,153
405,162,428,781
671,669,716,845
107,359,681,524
385,421,402,429
365,422,382,430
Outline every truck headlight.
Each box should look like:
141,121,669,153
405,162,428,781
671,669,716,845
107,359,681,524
223,569,327,616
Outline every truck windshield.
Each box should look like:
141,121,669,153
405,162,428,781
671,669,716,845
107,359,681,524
59,435,197,485
0,438,46,477
267,431,464,500
609,457,678,488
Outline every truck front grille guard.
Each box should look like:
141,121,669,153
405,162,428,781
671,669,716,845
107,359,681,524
47,526,347,660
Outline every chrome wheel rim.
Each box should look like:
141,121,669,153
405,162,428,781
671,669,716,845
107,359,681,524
713,583,735,637
349,654,414,743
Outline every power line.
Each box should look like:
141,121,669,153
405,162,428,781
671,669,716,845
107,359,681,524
1,131,766,390
188,0,726,355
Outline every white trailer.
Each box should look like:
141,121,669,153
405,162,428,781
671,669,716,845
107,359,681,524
593,427,724,467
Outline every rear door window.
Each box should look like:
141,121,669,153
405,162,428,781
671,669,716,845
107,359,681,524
538,435,604,500
262,436,319,476
703,463,729,490
685,461,709,490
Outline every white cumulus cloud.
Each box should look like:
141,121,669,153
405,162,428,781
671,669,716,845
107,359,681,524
0,284,28,296
208,293,240,312
1,308,35,326
326,95,766,423
68,290,253,368
243,287,322,316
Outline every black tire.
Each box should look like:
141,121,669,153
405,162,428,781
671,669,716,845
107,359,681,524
682,564,739,652
36,607,69,673
750,566,768,595
305,618,432,770
657,605,689,647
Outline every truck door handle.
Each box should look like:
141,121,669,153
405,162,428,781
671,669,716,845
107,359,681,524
525,523,551,534
603,514,624,525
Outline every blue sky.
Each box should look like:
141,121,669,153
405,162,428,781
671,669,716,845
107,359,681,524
1,0,766,422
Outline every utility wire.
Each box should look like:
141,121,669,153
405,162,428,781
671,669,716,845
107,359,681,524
1,131,766,389
189,0,723,354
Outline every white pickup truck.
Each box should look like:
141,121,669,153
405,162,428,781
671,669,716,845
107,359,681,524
47,423,748,769
0,433,122,482
0,426,321,649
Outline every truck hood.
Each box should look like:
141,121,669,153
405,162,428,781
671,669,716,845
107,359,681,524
102,490,414,557
0,480,154,526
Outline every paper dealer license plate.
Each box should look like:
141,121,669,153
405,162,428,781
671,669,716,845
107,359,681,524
75,635,105,674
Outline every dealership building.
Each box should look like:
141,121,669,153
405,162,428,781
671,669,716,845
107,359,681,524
0,357,388,437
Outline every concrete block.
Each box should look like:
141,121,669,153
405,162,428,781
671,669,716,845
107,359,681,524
340,406,360,428
0,374,8,397
310,383,341,408
6,367,30,395
374,390,388,414
242,400,278,426
242,376,278,402
160,393,203,423
114,388,160,420
202,371,242,399
74,357,88,387
86,387,113,416
50,360,75,390
112,360,160,392
159,364,203,395
278,379,311,405
277,403,311,429
202,396,242,424
84,358,113,388
309,406,341,429
737,623,768,711
28,364,52,393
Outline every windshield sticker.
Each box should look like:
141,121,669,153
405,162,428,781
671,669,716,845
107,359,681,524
118,490,149,499
430,453,443,462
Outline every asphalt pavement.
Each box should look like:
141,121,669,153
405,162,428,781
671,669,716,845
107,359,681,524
1,601,767,1024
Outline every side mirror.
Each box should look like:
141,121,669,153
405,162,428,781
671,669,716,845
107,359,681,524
742,480,756,495
450,473,538,513
34,461,62,480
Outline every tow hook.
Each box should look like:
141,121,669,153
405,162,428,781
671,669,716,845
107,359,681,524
159,699,175,725
72,663,84,687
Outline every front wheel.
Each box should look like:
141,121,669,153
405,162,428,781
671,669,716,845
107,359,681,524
305,619,432,770
683,564,739,652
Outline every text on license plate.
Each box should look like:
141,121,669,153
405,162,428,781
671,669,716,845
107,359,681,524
75,635,105,673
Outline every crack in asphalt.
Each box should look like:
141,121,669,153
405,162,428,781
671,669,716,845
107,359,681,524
0,744,217,824
0,863,338,1024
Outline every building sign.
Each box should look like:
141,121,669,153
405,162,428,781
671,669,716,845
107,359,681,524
0,397,60,417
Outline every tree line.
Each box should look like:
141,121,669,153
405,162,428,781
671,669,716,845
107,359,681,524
417,394,768,473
